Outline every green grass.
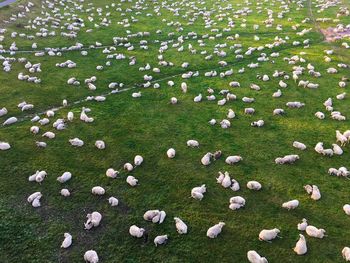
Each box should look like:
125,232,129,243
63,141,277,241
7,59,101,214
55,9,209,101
1,0,350,262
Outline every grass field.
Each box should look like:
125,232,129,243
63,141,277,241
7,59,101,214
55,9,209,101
1,0,350,262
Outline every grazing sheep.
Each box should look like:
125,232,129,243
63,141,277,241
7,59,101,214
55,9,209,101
60,189,70,197
154,235,168,246
95,140,105,149
225,156,242,165
36,141,47,148
108,197,119,207
201,152,213,166
272,89,282,98
126,176,138,186
187,140,199,147
167,148,176,158
57,172,72,183
69,138,84,147
275,155,299,164
124,163,134,172
245,108,255,114
191,184,206,200
298,218,308,231
273,108,284,115
129,225,145,238
247,181,262,191
0,107,8,117
174,217,188,234
106,168,118,178
42,132,55,139
286,102,304,108
3,117,18,126
282,200,299,210
247,250,268,263
305,226,326,238
259,228,281,242
293,141,306,150
251,120,264,127
207,222,225,238
61,233,72,249
134,155,144,166
91,186,105,195
84,250,99,263
0,142,11,151
333,144,343,155
342,247,350,261
294,234,307,255
84,212,102,230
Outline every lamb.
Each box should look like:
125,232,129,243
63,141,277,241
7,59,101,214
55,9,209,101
28,170,47,183
286,102,304,108
332,144,343,155
247,250,268,263
336,130,348,146
106,168,118,178
220,119,231,128
282,199,299,210
315,111,325,119
61,233,72,248
167,148,176,158
247,181,262,191
209,119,216,125
201,152,213,166
206,222,225,238
91,186,105,195
321,148,333,157
84,212,102,230
294,234,307,255
275,155,299,164
293,141,306,150
272,89,282,98
229,196,246,210
60,189,70,197
225,155,242,165
57,172,72,183
245,108,255,115
0,142,11,150
174,217,188,234
134,155,143,166
343,204,350,215
305,225,326,238
187,140,199,147
108,197,119,207
251,120,264,127
126,176,138,186
258,228,281,242
342,247,350,261
273,109,284,115
310,185,321,200
297,218,308,231
191,184,206,200
221,172,232,188
69,138,84,147
193,94,202,102
129,225,145,238
3,116,18,126
84,250,99,263
95,140,105,149
124,163,133,172
42,131,55,139
27,192,42,207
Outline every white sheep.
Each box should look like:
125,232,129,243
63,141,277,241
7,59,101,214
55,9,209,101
191,184,206,200
129,225,145,238
293,141,306,150
342,247,350,261
60,189,70,197
126,176,138,186
259,228,281,242
134,155,144,166
225,155,242,165
154,235,168,246
206,222,225,238
106,168,118,178
174,217,188,234
108,197,119,207
297,218,308,231
84,212,102,230
247,181,262,191
251,120,264,127
201,152,213,166
3,117,18,126
91,186,105,195
343,204,350,215
57,172,72,183
124,163,134,172
333,144,343,155
294,234,307,255
95,140,105,149
69,138,84,147
247,250,268,263
61,233,72,248
282,199,299,210
84,250,99,263
229,196,246,210
0,142,11,150
315,111,325,119
305,225,326,238
42,131,55,139
275,155,299,164
167,148,176,158
187,140,199,147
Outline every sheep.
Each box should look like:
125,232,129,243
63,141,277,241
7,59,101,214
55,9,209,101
227,109,235,119
315,112,325,119
343,204,350,215
28,170,47,183
3,117,18,126
91,186,105,195
221,172,232,188
247,181,262,191
191,184,206,200
206,222,225,238
170,97,178,104
220,119,231,128
201,152,213,166
245,108,255,115
174,217,188,234
108,197,119,207
193,94,202,102
36,141,47,148
124,163,133,172
336,93,346,100
95,140,105,149
294,234,307,255
275,155,299,164
293,141,306,150
42,131,55,139
61,233,72,248
251,120,264,127
0,107,8,117
272,89,282,98
305,225,326,238
126,176,138,186
298,218,308,231
106,168,118,178
310,185,321,200
259,228,281,242
336,130,348,146
282,200,299,210
57,172,72,183
242,97,255,103
69,138,84,147
187,140,199,147
229,196,246,210
67,112,74,121
286,102,304,108
27,192,42,203
321,148,333,157
273,109,284,115
342,247,350,261
209,119,216,125
84,250,99,263
247,250,268,263
154,235,168,246
230,179,240,192
84,212,102,230
134,155,143,166
129,225,145,238
60,189,70,197
225,155,242,165
0,142,11,150
167,148,176,158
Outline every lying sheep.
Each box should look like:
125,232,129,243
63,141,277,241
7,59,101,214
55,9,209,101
167,148,176,158
129,225,145,238
84,250,99,263
229,196,246,210
343,204,350,215
126,176,138,186
95,140,105,149
294,234,307,255
124,163,134,172
60,189,70,197
247,181,262,191
0,142,11,151
106,168,119,178
108,197,119,207
154,235,168,246
187,140,199,147
27,192,42,207
201,152,213,166
134,155,144,166
191,184,206,200
305,225,326,238
207,222,225,238
259,228,281,242
282,200,299,210
275,155,299,164
297,218,308,231
84,212,102,230
91,186,105,195
174,217,188,234
247,250,268,263
57,172,72,183
69,138,84,147
61,233,72,249
315,111,325,119
225,156,242,165
293,141,306,150
342,247,350,261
